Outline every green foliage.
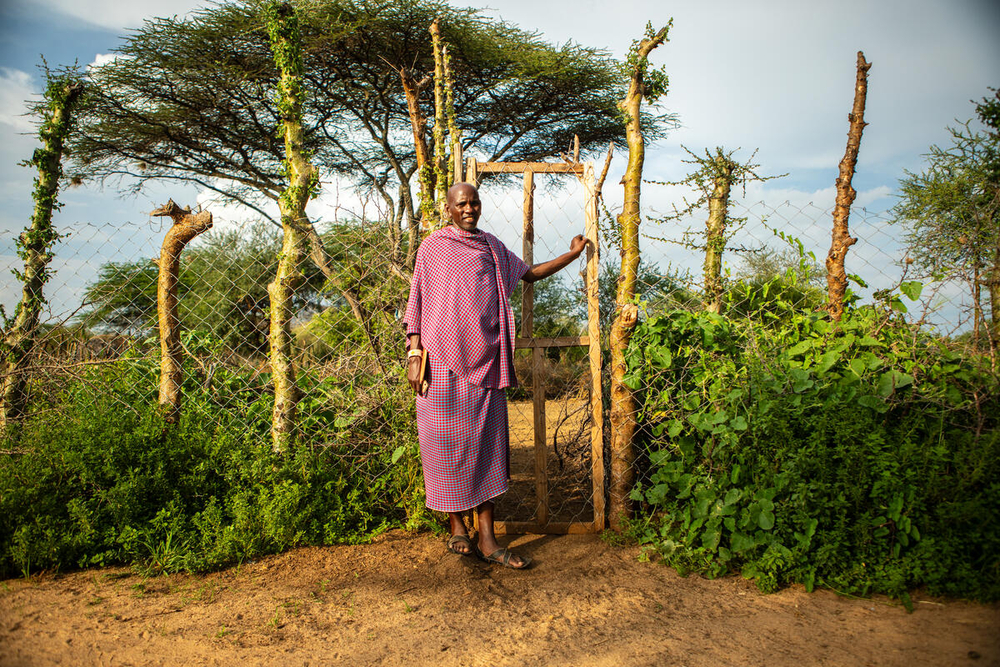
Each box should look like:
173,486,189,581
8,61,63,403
264,1,304,121
727,241,826,318
892,89,1000,345
77,220,403,355
624,295,1000,601
623,21,672,104
598,262,698,336
0,347,424,577
511,273,585,340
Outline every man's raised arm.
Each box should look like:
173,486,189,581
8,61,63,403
522,234,588,283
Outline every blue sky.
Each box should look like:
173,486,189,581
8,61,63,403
1,0,999,328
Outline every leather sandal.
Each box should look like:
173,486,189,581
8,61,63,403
482,547,531,570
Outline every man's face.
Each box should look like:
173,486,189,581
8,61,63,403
446,185,482,232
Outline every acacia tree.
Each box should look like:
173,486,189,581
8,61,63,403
1,68,83,432
893,90,1000,352
608,22,671,531
71,0,653,273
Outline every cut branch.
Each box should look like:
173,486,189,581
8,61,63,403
152,200,212,424
826,51,871,321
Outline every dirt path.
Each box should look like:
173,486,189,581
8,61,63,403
2,531,997,666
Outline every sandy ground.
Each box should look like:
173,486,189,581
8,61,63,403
2,530,998,667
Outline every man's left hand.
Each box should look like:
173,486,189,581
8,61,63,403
570,234,587,256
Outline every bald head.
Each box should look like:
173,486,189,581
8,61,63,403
446,182,478,205
445,182,482,232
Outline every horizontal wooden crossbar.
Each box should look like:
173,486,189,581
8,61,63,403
476,161,585,175
514,336,589,349
493,520,597,536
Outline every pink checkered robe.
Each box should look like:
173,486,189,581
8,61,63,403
404,225,529,512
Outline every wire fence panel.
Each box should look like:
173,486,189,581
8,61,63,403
0,178,980,535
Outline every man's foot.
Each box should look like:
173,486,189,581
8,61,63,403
447,533,477,557
481,546,531,570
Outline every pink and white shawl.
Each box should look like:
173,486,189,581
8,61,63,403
404,225,528,388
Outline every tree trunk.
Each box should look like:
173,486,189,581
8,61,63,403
430,19,449,229
703,157,734,314
265,2,317,453
826,51,871,321
0,76,83,433
608,25,670,531
972,261,983,348
989,234,1000,357
400,67,435,242
152,200,212,424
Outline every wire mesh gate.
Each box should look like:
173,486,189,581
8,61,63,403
465,158,605,535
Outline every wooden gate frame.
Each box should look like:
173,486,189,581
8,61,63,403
465,158,605,535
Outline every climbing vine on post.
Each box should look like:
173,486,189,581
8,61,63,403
0,69,83,433
826,51,871,322
608,21,670,531
426,18,460,230
265,1,319,453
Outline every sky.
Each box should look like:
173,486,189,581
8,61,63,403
1,0,999,329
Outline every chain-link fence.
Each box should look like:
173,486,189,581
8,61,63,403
0,166,979,536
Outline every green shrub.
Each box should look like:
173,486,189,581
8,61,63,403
624,296,1000,603
0,351,423,577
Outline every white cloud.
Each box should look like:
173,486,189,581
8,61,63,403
90,53,117,68
86,53,125,74
0,68,36,132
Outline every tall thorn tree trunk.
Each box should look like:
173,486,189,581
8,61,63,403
989,234,1000,358
152,200,212,424
429,19,458,229
265,2,318,453
826,51,871,321
608,23,670,531
400,68,432,266
703,156,734,314
0,74,83,433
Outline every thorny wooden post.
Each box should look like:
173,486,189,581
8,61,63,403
399,67,432,266
265,1,318,452
703,156,734,314
1,74,83,433
151,200,212,424
826,51,871,322
430,19,449,228
991,233,1000,356
444,44,462,188
608,23,671,531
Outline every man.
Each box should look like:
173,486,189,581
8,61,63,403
404,182,586,569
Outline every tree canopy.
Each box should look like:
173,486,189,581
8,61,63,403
892,89,1000,345
71,0,670,269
